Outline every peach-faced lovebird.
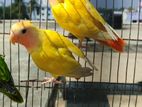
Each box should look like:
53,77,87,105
49,0,125,52
9,21,97,83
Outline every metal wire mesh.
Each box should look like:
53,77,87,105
0,0,142,107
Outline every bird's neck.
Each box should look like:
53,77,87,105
24,36,41,54
26,42,41,54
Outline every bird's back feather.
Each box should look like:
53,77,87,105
50,0,125,52
31,29,93,77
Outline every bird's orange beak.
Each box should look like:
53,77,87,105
9,31,17,45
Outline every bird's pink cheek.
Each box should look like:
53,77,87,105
20,36,29,46
12,35,28,47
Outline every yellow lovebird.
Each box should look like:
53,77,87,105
49,0,125,52
9,21,97,82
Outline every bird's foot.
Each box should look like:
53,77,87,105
41,77,62,84
20,78,62,84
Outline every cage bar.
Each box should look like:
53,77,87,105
0,0,142,107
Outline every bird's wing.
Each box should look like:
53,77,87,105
42,30,98,70
0,56,23,103
81,0,122,40
81,0,106,24
0,56,12,83
42,30,85,58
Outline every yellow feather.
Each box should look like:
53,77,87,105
49,0,125,52
10,21,94,78
82,0,106,24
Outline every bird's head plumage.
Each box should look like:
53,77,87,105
10,21,40,52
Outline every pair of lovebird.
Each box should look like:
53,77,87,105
9,0,125,83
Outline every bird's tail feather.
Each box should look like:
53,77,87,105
65,67,93,79
84,56,98,71
95,24,125,52
97,37,125,52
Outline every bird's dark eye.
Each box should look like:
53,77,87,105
21,29,27,34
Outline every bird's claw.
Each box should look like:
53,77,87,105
20,78,62,85
41,77,62,85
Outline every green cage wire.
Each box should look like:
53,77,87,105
0,0,142,107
